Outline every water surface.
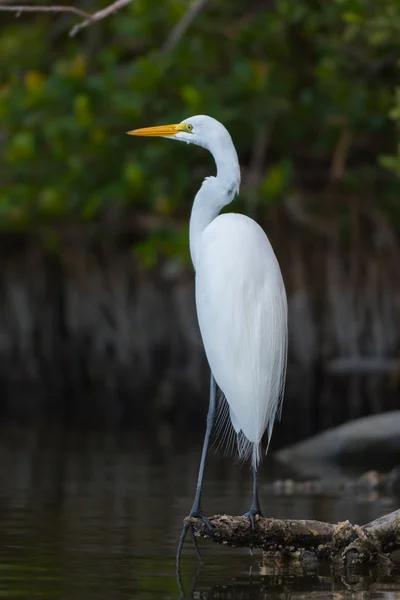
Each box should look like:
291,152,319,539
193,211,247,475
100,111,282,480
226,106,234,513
0,422,399,598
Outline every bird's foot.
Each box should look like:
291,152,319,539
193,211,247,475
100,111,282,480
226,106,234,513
242,507,263,533
188,507,213,533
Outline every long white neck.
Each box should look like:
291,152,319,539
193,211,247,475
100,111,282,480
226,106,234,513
189,139,240,269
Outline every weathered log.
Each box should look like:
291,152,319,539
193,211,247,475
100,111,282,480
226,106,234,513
186,508,400,566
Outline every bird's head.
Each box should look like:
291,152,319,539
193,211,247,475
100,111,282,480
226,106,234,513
127,115,232,153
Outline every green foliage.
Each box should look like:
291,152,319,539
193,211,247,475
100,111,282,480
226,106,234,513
1,0,400,261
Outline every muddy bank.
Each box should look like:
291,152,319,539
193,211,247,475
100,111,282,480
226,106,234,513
0,226,398,436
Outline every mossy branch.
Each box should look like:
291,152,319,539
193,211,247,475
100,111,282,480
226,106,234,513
187,509,400,566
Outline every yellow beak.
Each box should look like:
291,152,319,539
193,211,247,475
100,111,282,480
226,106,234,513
127,123,184,137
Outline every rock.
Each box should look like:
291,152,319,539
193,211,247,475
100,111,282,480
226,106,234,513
275,411,400,470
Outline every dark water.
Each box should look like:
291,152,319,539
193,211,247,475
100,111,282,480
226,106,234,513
0,421,399,599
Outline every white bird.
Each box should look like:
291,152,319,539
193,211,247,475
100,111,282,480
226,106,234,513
128,115,288,561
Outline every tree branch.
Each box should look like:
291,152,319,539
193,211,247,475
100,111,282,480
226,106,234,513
0,3,91,19
0,0,136,37
187,508,400,566
162,0,209,53
69,0,135,37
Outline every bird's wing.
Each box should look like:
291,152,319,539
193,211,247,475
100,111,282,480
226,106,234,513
195,213,287,462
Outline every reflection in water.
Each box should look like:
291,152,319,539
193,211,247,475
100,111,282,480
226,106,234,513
0,421,398,599
189,570,400,600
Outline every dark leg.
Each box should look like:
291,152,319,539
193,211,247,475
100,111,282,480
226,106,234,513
188,373,217,526
242,467,263,531
176,374,217,567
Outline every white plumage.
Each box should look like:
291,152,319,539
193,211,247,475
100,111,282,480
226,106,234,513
195,212,287,465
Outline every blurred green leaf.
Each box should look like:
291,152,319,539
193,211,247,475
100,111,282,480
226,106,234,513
0,0,399,259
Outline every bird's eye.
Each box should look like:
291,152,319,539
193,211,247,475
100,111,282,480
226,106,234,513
186,124,193,132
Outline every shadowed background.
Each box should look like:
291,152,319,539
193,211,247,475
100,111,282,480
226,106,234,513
1,0,400,441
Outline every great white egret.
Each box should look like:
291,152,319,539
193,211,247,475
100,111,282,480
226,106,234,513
128,115,288,562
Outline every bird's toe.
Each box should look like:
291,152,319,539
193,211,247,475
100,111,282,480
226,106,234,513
242,509,262,533
189,508,213,532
